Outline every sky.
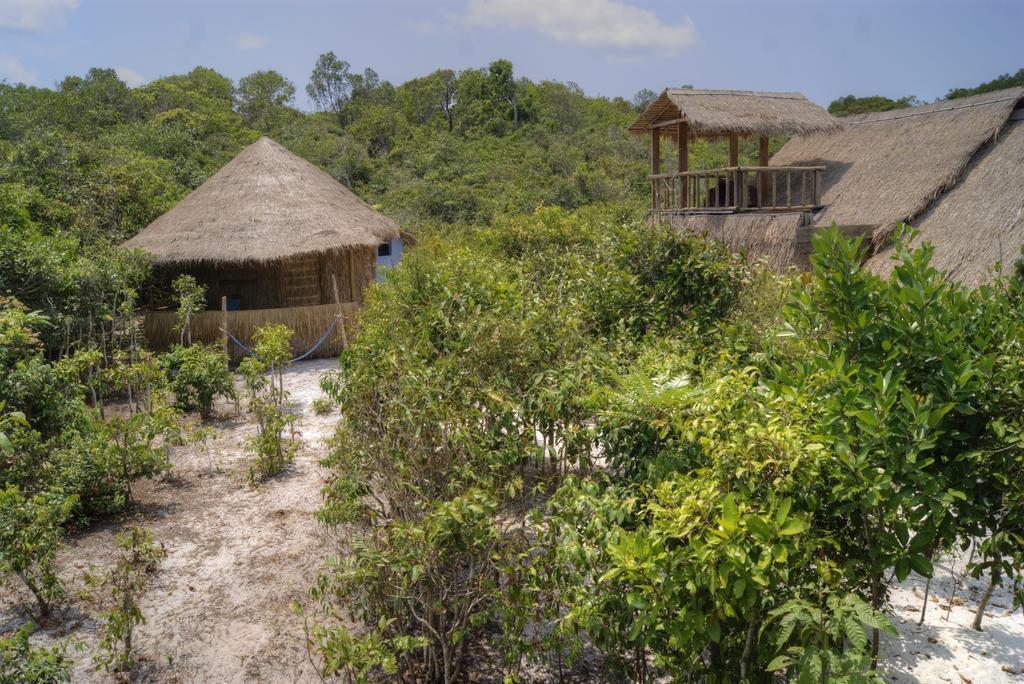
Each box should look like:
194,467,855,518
0,0,1021,110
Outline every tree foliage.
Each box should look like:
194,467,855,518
946,66,1024,99
827,94,920,117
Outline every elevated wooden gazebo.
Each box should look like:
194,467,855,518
629,89,841,215
124,136,405,359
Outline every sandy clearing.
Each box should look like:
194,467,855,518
882,548,1024,683
1,358,341,683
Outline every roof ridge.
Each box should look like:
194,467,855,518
849,91,1024,125
666,88,804,100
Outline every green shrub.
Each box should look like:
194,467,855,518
0,623,73,683
171,275,206,347
310,207,748,679
311,397,333,415
160,343,235,419
0,486,77,618
85,527,165,675
240,324,298,483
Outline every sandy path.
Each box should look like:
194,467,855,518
882,549,1024,683
2,359,340,682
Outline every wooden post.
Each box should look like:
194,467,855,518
759,136,770,208
221,296,228,359
729,133,739,167
650,128,660,209
331,274,348,349
677,122,688,209
347,249,358,304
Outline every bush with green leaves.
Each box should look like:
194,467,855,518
311,216,1024,681
0,486,77,618
309,207,747,680
517,227,1024,679
239,324,299,483
85,526,165,675
160,343,235,419
171,274,206,346
0,623,73,683
311,396,333,416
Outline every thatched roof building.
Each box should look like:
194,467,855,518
125,136,406,359
772,88,1024,285
629,89,842,138
125,136,400,265
632,89,844,268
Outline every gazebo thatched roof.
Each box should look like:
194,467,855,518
124,136,401,265
629,89,842,138
771,88,1024,245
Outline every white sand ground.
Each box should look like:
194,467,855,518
1,358,341,682
2,357,1022,682
882,549,1023,683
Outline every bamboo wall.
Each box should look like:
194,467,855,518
156,246,378,312
144,302,360,362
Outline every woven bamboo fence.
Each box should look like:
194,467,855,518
144,302,360,361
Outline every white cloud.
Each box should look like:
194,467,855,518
0,56,36,84
235,32,268,51
461,0,697,55
0,0,78,31
115,66,146,88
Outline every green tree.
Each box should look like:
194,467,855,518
306,51,352,125
234,70,295,129
0,486,77,618
946,66,1024,99
827,94,920,117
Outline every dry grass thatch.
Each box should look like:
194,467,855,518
629,89,842,138
660,212,809,271
124,137,401,265
144,302,360,361
772,88,1024,246
867,119,1024,287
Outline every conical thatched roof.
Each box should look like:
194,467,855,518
124,137,401,265
771,88,1024,244
629,89,842,138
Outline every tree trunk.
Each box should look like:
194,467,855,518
870,577,882,669
973,553,1002,631
740,606,760,679
918,575,931,626
16,570,49,618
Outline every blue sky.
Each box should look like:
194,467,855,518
1,0,1021,109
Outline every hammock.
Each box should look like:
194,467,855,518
226,317,340,363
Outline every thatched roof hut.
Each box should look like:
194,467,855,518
125,136,400,265
629,89,842,138
772,87,1024,285
124,136,406,359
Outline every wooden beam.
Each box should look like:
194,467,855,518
221,296,228,359
650,117,686,129
348,249,358,304
331,274,348,348
651,127,660,174
678,122,688,209
759,136,770,207
728,133,739,167
651,128,660,208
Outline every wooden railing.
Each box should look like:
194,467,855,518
650,166,825,213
